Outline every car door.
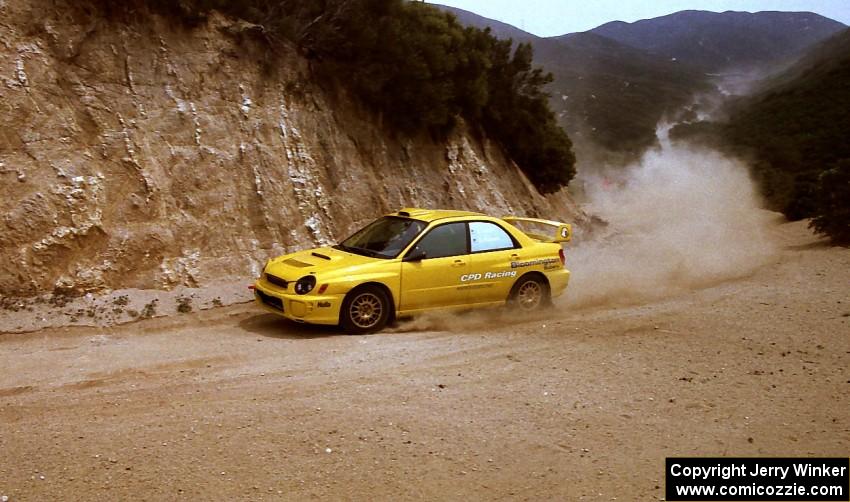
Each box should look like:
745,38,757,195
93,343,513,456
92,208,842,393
467,221,522,303
399,222,470,311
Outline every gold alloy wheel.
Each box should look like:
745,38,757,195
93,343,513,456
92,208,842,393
349,292,383,329
517,280,543,310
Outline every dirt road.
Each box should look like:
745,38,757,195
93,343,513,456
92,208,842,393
1,221,848,501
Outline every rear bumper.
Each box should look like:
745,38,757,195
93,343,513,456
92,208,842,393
548,268,570,298
253,281,342,326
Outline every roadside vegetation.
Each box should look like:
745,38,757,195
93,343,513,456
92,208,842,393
96,0,576,191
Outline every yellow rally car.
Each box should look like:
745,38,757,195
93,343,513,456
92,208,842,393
253,208,571,334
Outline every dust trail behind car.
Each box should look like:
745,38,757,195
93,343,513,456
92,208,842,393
562,133,780,309
391,136,780,331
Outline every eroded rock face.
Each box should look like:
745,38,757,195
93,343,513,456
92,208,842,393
0,0,584,296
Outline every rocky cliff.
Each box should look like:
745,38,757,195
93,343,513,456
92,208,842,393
0,0,584,297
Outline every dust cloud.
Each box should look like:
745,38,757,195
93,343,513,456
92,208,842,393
562,129,780,308
383,128,782,329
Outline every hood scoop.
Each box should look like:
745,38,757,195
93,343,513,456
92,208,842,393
311,252,332,260
284,258,314,268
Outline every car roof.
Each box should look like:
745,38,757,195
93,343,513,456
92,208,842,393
391,208,488,223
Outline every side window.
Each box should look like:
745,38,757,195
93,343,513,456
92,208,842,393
412,223,468,259
470,222,515,253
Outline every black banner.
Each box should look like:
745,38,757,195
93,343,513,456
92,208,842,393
666,458,849,501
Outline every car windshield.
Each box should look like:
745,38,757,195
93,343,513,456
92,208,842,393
334,216,427,259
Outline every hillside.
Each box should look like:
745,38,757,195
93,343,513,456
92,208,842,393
538,32,707,160
759,26,850,90
0,0,584,296
591,10,846,73
437,5,709,163
671,28,850,242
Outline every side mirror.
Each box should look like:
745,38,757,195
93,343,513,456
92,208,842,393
403,248,427,262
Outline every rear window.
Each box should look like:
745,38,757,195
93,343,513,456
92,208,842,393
469,222,516,253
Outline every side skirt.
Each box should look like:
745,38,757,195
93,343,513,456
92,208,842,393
396,300,506,318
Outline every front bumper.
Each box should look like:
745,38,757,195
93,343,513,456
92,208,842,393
253,280,343,326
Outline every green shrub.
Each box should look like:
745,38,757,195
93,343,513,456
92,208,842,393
810,160,850,244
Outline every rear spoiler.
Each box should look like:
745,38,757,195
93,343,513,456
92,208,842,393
502,217,572,243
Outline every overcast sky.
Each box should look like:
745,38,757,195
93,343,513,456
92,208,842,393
427,0,850,36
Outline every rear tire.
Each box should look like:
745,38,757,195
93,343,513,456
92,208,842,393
509,275,550,312
341,285,391,334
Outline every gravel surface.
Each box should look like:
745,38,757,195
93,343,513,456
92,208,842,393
1,221,848,500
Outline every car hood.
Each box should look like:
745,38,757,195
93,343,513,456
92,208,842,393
264,246,384,281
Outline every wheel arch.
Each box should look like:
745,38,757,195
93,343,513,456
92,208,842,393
507,271,551,302
340,282,397,324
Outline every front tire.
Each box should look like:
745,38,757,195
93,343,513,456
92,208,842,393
509,275,550,313
341,286,391,334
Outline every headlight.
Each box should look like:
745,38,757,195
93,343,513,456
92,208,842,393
294,275,316,295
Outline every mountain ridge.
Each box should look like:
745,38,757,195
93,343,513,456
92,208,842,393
589,9,846,72
435,4,711,162
434,4,846,165
438,5,538,42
